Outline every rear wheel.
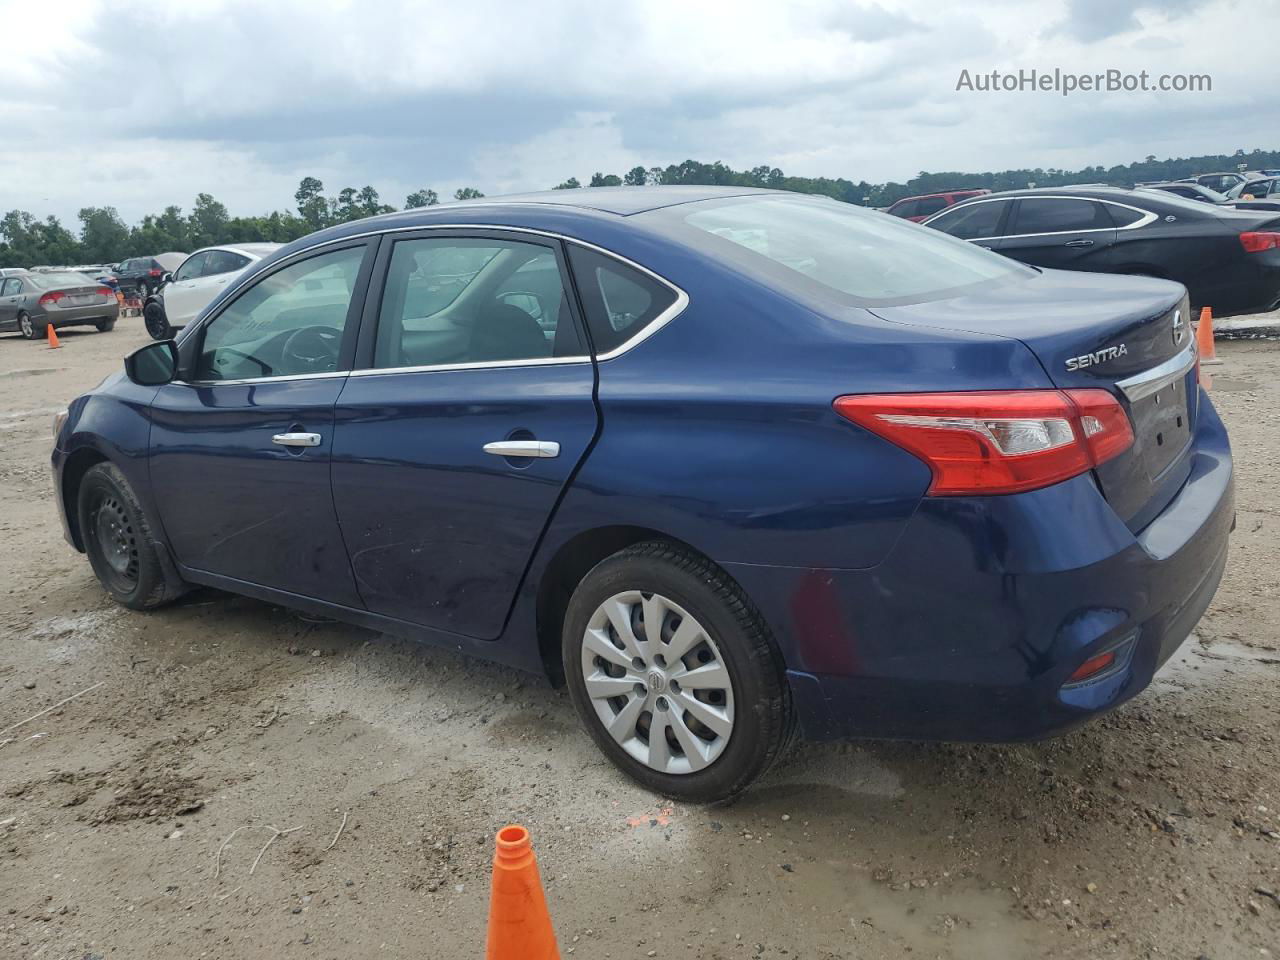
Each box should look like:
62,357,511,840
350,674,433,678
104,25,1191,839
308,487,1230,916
562,541,793,802
77,462,185,610
18,312,37,340
95,318,115,332
143,301,171,340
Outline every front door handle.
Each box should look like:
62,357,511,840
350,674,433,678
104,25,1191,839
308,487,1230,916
1064,239,1095,247
483,440,560,458
272,432,322,447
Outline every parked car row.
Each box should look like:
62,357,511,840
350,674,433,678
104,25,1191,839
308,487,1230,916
3,245,282,342
923,185,1280,316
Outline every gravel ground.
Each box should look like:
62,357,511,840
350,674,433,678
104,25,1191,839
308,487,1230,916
1,320,1279,959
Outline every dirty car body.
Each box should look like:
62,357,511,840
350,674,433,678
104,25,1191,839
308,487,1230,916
52,187,1234,798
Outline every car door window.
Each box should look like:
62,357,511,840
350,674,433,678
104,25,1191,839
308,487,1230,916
194,245,366,381
373,237,581,368
914,196,948,218
567,245,679,354
889,199,917,219
1011,198,1113,235
205,250,250,275
173,253,210,282
927,200,1009,239
2,279,18,295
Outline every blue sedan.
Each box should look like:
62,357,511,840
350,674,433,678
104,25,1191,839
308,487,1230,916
51,187,1234,801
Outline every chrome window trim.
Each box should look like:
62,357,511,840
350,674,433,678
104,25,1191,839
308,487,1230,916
180,222,689,384
1115,341,1198,403
176,370,351,387
925,195,1158,240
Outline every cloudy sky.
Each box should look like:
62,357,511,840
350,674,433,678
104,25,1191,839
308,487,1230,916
0,0,1272,226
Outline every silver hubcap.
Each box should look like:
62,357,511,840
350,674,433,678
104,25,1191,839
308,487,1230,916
580,590,735,775
19,315,32,337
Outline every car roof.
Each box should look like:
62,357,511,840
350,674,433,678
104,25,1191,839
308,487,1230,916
193,242,282,259
447,185,780,216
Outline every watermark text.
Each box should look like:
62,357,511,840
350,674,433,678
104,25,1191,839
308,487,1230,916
956,68,1211,96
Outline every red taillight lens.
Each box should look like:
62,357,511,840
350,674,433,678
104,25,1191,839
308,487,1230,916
37,290,65,306
96,286,111,297
1066,649,1117,684
1240,231,1280,253
148,268,163,276
833,389,1135,496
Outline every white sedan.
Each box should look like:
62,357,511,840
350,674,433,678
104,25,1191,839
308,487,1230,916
144,243,281,340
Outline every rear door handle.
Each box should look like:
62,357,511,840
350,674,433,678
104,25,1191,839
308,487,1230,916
272,432,322,447
1064,239,1095,247
483,440,560,458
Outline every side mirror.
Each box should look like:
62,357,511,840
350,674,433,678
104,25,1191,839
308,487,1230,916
124,340,178,386
160,272,173,285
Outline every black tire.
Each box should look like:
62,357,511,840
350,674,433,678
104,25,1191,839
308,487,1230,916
135,280,150,299
95,318,115,332
562,541,793,803
143,301,171,340
77,462,186,610
17,312,38,340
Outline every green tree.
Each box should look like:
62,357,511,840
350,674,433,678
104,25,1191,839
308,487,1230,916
552,177,581,190
623,166,648,186
187,193,230,248
404,188,439,208
453,187,485,200
295,176,330,230
588,172,623,187
78,207,130,263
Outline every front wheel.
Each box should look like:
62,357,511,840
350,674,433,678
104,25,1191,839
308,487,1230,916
143,301,171,340
562,541,793,802
18,312,37,340
77,462,186,610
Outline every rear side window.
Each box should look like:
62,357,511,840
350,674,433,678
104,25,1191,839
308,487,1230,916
373,237,581,369
1011,198,1113,235
888,199,917,218
914,196,948,217
205,250,250,275
566,246,678,354
1104,203,1148,227
927,200,1009,239
2,278,19,295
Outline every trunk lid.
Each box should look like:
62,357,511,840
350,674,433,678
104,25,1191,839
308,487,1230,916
870,268,1196,530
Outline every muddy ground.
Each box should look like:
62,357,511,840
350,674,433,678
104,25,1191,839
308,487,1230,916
1,320,1279,960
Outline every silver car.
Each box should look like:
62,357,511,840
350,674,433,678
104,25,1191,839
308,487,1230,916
0,270,120,340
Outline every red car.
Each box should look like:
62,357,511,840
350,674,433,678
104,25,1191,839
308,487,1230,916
885,189,991,222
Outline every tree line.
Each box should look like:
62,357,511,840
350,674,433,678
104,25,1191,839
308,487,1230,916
3,147,1277,269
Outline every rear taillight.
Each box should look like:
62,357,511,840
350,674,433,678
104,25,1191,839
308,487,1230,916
1240,231,1280,253
834,389,1135,496
96,286,111,297
37,291,65,306
148,268,163,276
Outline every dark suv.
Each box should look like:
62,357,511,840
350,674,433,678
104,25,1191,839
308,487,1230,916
924,185,1280,316
113,253,186,298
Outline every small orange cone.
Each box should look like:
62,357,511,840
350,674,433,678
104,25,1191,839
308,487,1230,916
1196,306,1222,365
46,324,61,349
485,825,560,960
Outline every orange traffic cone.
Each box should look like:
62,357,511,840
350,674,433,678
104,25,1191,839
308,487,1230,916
485,825,559,960
1196,306,1222,365
46,324,61,349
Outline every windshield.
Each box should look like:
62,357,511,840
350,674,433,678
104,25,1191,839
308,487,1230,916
31,272,97,288
658,194,1032,306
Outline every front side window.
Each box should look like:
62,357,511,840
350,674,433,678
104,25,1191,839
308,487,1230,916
1011,198,1113,235
373,237,580,369
928,200,1009,240
663,195,1030,305
173,252,209,282
194,244,365,381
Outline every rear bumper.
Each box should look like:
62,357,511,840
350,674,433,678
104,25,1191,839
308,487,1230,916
37,303,119,328
724,388,1234,742
1191,250,1280,316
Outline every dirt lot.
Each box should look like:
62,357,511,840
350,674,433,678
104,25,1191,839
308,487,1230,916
1,320,1279,960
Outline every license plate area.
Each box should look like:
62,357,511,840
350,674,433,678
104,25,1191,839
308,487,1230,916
1131,373,1190,479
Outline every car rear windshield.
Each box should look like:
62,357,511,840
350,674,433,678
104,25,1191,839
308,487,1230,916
30,272,96,288
659,195,1032,306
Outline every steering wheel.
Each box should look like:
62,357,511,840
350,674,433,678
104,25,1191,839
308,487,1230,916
281,325,342,374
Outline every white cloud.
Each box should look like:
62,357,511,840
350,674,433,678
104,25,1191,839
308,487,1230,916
0,0,1272,229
